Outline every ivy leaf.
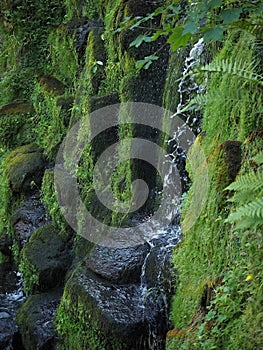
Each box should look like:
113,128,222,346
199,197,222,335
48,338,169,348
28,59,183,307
167,26,191,51
220,8,243,24
129,34,152,48
203,25,225,42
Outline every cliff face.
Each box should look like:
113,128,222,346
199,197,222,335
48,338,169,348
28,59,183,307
0,1,262,349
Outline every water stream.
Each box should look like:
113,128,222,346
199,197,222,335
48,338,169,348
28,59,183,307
0,263,25,349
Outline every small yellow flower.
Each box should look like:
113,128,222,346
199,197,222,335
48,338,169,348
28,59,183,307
245,275,253,281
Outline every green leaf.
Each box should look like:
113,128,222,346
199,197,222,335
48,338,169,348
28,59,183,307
209,0,222,9
183,21,198,35
151,29,164,41
129,34,152,48
167,26,191,51
135,55,159,70
220,8,243,24
96,61,103,66
203,25,225,42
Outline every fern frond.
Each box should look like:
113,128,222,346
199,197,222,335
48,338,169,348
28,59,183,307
252,150,263,165
228,188,262,205
226,170,263,194
226,198,263,225
192,59,263,86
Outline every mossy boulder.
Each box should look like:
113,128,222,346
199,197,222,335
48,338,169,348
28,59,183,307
17,289,62,350
38,75,66,95
20,224,72,292
0,102,34,115
5,144,46,193
56,262,150,350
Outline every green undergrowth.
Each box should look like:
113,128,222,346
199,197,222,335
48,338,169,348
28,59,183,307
167,31,263,350
47,26,78,86
41,170,68,234
0,149,10,238
32,83,71,160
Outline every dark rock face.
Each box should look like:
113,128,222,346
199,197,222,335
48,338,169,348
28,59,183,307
11,193,50,247
59,262,152,349
57,227,181,350
20,224,72,292
17,289,62,350
5,144,46,193
86,244,149,284
219,140,242,183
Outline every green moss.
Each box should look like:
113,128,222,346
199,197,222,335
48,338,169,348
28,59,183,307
47,26,78,86
19,224,69,293
5,144,45,193
201,31,262,151
168,31,263,350
0,150,11,236
41,170,68,234
32,83,70,160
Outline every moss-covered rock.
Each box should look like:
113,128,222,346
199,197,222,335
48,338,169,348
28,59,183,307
0,102,34,115
19,224,72,293
17,289,62,350
85,27,106,93
56,262,151,350
5,144,46,193
38,75,66,95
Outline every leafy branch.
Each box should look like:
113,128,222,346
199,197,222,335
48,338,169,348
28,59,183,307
117,0,263,69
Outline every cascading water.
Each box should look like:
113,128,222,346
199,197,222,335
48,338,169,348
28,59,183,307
138,39,205,349
0,263,25,349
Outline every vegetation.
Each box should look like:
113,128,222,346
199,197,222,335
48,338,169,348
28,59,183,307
0,0,262,349
166,29,263,350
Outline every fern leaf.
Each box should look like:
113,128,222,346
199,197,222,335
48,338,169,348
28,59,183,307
192,59,263,86
252,150,263,165
226,198,263,223
226,170,263,194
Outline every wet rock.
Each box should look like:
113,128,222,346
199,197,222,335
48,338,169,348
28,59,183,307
0,230,12,256
0,102,34,115
76,21,104,64
20,224,72,292
5,144,46,193
11,193,50,247
38,75,66,95
17,289,62,350
219,141,242,183
57,263,151,349
88,92,120,113
86,243,149,284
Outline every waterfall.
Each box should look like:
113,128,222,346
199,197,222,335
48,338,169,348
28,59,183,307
138,39,206,349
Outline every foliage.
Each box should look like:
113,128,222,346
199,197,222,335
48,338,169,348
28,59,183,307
118,0,263,69
0,150,9,236
19,253,39,293
225,151,263,229
41,170,68,234
32,83,69,159
167,29,263,350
